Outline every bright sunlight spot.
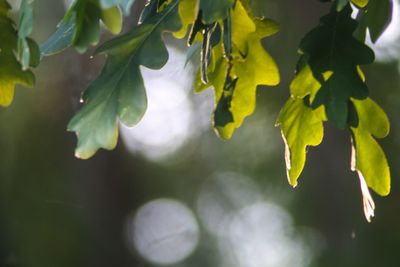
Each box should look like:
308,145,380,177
126,198,200,265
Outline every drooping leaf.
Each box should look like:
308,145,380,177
68,0,181,159
350,97,390,222
351,98,390,196
276,98,325,186
197,1,280,139
217,18,279,139
0,0,35,107
300,4,374,128
355,0,393,43
41,0,123,55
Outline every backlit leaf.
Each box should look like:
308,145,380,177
350,97,390,222
276,98,325,186
198,1,279,139
351,98,390,196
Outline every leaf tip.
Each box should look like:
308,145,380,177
357,170,376,223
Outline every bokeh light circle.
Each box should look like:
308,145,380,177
127,198,200,265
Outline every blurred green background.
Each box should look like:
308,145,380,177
1,0,400,266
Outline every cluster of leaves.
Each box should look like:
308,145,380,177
0,0,395,221
276,0,393,222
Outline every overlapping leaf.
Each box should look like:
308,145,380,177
68,0,181,159
0,0,36,106
300,4,374,128
41,0,123,55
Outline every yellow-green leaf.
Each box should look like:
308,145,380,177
351,98,390,196
101,6,123,34
217,19,279,139
194,1,280,139
276,98,325,186
352,0,368,8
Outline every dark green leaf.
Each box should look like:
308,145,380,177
41,0,123,55
299,4,374,128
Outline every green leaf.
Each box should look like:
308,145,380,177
200,0,234,24
197,1,280,139
17,0,39,70
276,98,325,186
68,0,181,159
40,14,75,57
0,0,35,107
351,98,390,196
299,4,374,128
41,0,123,55
355,0,393,43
